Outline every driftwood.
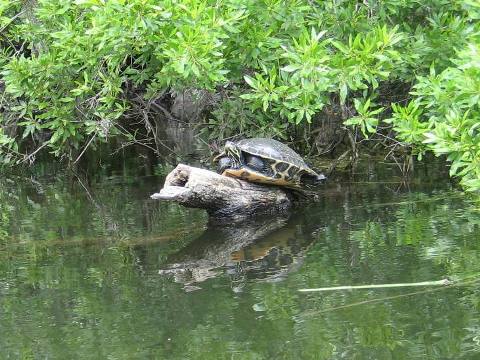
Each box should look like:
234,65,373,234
151,164,293,220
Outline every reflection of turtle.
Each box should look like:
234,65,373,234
214,138,326,188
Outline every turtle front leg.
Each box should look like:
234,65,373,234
213,150,232,174
217,156,233,175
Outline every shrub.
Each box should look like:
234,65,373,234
389,39,480,191
0,0,479,190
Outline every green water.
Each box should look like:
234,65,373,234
1,161,479,359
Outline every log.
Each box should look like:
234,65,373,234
150,164,293,220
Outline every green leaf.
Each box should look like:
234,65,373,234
281,65,299,73
244,75,256,89
339,83,348,105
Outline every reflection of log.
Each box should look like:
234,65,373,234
156,211,319,291
159,215,290,288
150,164,293,220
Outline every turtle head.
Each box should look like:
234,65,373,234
213,141,242,173
224,141,242,164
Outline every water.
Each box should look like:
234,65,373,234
0,160,479,359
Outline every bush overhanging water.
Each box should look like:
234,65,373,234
0,0,479,190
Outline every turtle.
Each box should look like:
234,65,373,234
213,138,326,188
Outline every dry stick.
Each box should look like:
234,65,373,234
110,123,158,154
302,278,480,316
299,278,451,292
73,133,96,164
21,141,50,164
2,229,195,250
0,9,26,35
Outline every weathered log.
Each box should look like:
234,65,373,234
150,164,293,220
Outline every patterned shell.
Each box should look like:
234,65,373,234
235,138,313,173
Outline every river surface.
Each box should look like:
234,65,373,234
0,159,479,359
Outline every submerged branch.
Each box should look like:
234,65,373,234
301,277,480,316
299,278,452,292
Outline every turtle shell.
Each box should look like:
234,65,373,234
222,138,322,187
235,138,311,170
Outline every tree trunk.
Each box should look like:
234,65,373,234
150,164,293,221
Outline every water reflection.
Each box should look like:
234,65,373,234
157,212,323,291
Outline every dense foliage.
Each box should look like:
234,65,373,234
0,0,479,190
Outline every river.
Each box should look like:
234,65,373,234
0,157,479,359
